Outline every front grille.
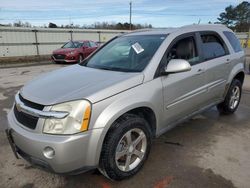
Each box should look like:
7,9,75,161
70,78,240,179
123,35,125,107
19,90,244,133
19,94,44,110
53,54,65,60
14,105,38,129
14,95,45,130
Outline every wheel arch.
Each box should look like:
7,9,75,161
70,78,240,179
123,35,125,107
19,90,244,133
227,62,245,85
223,68,245,99
94,104,157,165
125,107,157,137
233,71,245,84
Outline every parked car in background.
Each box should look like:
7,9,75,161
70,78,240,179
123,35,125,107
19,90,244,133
51,40,98,63
96,41,105,47
7,24,245,180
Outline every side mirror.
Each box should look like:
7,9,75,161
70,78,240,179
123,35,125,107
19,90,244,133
163,59,191,74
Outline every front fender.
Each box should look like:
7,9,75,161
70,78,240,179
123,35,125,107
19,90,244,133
90,78,163,164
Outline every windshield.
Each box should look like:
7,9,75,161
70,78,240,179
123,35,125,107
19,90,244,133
82,35,167,72
62,41,82,48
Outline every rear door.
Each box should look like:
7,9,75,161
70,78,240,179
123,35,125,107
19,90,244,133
198,31,231,103
160,33,207,129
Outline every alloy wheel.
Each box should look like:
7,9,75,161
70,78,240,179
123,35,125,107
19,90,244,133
229,85,240,110
115,128,147,172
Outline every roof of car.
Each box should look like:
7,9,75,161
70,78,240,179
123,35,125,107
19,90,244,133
72,40,93,42
124,24,231,36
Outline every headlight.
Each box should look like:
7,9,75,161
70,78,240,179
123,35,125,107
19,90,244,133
43,100,91,135
68,51,76,55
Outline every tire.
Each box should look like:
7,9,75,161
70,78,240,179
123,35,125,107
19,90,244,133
99,114,152,180
217,79,242,114
78,54,83,63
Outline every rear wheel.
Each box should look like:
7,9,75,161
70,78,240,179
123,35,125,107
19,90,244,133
99,114,152,180
217,79,242,114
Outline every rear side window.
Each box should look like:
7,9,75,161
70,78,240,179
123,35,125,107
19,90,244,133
223,31,242,53
201,33,227,61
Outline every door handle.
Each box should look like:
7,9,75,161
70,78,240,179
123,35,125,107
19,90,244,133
225,59,230,64
196,69,205,75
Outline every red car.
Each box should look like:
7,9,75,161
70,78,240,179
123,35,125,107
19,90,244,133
51,40,98,63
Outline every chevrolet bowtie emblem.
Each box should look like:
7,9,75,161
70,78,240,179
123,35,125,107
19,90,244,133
16,103,22,112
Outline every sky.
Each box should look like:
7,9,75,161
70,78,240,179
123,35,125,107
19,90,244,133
0,0,245,28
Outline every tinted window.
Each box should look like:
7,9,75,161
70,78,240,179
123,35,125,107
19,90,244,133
201,34,227,60
223,31,242,52
167,36,200,65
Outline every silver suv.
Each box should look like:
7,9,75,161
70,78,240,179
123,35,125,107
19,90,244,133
6,25,245,180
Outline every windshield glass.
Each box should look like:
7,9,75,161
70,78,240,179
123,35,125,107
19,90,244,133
62,41,82,48
82,35,167,72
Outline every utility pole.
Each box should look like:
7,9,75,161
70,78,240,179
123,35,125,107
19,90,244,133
129,1,132,30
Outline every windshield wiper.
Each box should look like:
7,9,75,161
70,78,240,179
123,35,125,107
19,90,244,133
95,66,139,72
97,67,113,71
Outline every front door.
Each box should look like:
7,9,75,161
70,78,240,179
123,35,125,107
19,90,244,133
160,33,207,131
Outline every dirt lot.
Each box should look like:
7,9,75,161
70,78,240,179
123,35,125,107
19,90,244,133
0,64,250,188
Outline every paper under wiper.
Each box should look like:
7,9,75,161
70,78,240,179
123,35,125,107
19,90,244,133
132,42,144,54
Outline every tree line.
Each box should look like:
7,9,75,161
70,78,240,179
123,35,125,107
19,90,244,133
1,1,249,32
217,1,250,32
1,21,152,30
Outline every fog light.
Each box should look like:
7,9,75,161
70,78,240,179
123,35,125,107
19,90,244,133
43,146,55,159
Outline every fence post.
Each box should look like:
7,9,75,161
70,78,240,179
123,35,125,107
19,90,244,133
69,30,73,41
247,27,250,48
32,29,39,56
97,31,101,43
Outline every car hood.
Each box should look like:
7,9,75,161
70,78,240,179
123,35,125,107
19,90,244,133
53,48,76,54
20,65,144,105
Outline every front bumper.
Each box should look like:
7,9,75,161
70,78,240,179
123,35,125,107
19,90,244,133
7,110,103,174
51,55,77,63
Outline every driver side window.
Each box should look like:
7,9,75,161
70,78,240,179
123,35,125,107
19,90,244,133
167,36,199,66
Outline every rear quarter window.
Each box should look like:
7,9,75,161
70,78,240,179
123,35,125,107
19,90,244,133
223,31,243,53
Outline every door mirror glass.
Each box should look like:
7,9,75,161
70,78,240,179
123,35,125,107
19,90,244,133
164,59,191,74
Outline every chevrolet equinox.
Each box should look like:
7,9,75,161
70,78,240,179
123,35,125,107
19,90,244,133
6,24,245,180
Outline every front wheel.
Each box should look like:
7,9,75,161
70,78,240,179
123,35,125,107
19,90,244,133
78,54,84,63
99,114,152,180
217,79,242,114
